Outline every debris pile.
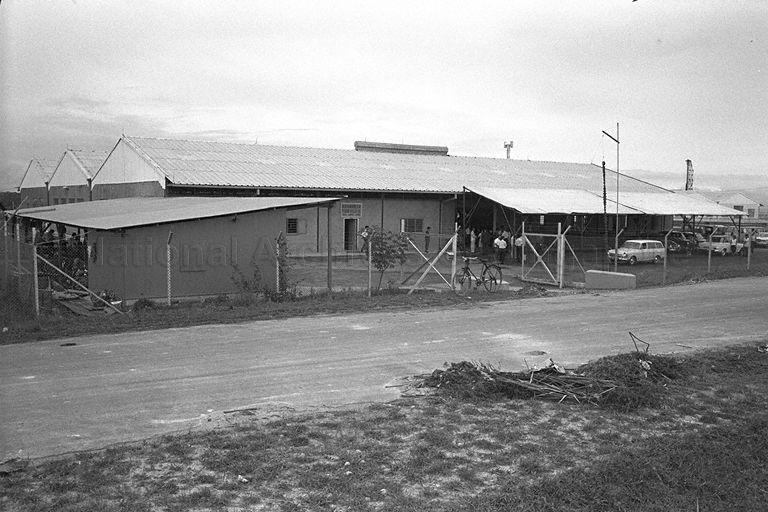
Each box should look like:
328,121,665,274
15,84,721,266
419,338,681,410
420,360,618,406
515,284,549,297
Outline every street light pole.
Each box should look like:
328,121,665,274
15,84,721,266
602,123,620,272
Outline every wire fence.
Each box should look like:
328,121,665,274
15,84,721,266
1,221,38,322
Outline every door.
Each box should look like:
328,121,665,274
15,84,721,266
344,218,358,251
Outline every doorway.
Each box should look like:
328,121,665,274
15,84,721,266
344,218,359,251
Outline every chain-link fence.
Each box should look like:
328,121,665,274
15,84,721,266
1,219,38,322
564,233,767,287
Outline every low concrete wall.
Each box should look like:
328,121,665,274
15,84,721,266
585,270,636,290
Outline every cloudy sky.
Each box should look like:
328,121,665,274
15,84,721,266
1,1,766,190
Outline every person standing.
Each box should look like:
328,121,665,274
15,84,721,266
424,226,431,253
360,226,371,254
730,231,738,255
514,234,525,262
470,228,477,254
494,233,507,264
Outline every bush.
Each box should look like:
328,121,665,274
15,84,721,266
132,298,157,311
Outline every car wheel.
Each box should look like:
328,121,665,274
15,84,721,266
629,256,637,265
654,255,662,264
720,248,728,256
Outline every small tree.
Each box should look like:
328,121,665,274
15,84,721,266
369,228,409,290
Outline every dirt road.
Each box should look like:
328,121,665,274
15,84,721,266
2,277,767,460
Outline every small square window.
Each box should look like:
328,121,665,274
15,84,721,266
286,218,298,234
400,218,423,233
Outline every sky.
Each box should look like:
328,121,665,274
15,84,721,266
1,0,766,191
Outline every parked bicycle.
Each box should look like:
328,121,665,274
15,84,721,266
453,256,502,292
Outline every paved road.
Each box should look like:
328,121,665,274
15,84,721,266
2,277,767,460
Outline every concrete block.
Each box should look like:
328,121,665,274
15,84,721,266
585,270,636,290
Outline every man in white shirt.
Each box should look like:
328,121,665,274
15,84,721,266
494,234,508,264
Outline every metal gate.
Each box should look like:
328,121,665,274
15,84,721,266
519,222,586,288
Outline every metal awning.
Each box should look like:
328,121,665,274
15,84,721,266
14,196,339,230
467,187,640,214
468,187,746,216
612,192,746,216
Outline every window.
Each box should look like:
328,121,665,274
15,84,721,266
340,202,362,218
286,218,306,235
747,208,756,217
733,205,744,211
400,218,423,233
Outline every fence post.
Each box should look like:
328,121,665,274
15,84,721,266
451,224,458,290
32,228,40,319
16,222,21,271
707,233,712,274
275,235,281,294
747,231,751,270
521,221,526,276
166,231,173,306
662,229,671,285
557,222,563,288
3,216,7,286
367,237,372,298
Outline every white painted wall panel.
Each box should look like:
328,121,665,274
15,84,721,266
92,139,165,188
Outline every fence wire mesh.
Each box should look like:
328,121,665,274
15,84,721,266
1,222,37,322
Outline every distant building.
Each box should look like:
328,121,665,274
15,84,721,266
18,159,57,207
48,149,110,204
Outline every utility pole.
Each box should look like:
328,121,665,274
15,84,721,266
504,140,513,159
602,123,619,272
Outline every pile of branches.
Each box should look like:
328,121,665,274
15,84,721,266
420,352,680,410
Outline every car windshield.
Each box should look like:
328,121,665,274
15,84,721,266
622,242,642,249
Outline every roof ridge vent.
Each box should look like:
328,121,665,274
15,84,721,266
354,141,448,156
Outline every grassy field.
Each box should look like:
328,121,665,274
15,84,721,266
2,343,766,511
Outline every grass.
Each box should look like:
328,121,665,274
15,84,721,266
2,343,767,511
0,285,547,345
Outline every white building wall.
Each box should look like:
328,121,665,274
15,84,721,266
49,152,87,188
92,139,165,188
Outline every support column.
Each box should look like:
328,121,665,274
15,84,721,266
327,204,333,292
32,227,40,318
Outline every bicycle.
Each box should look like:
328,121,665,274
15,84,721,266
452,256,502,293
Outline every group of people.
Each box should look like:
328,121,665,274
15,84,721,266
461,227,525,265
33,226,88,282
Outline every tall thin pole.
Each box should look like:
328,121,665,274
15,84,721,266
602,123,620,272
326,204,333,293
615,122,619,273
602,161,607,269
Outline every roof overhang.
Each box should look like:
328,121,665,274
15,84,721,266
15,196,340,230
468,187,746,216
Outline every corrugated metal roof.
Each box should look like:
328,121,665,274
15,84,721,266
468,187,641,214
470,187,745,216
70,149,110,178
616,192,745,216
18,159,58,189
16,196,338,230
123,136,669,195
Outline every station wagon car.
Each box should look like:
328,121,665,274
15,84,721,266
607,239,666,265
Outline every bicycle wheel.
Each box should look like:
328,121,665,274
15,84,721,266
452,270,470,292
482,265,502,292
